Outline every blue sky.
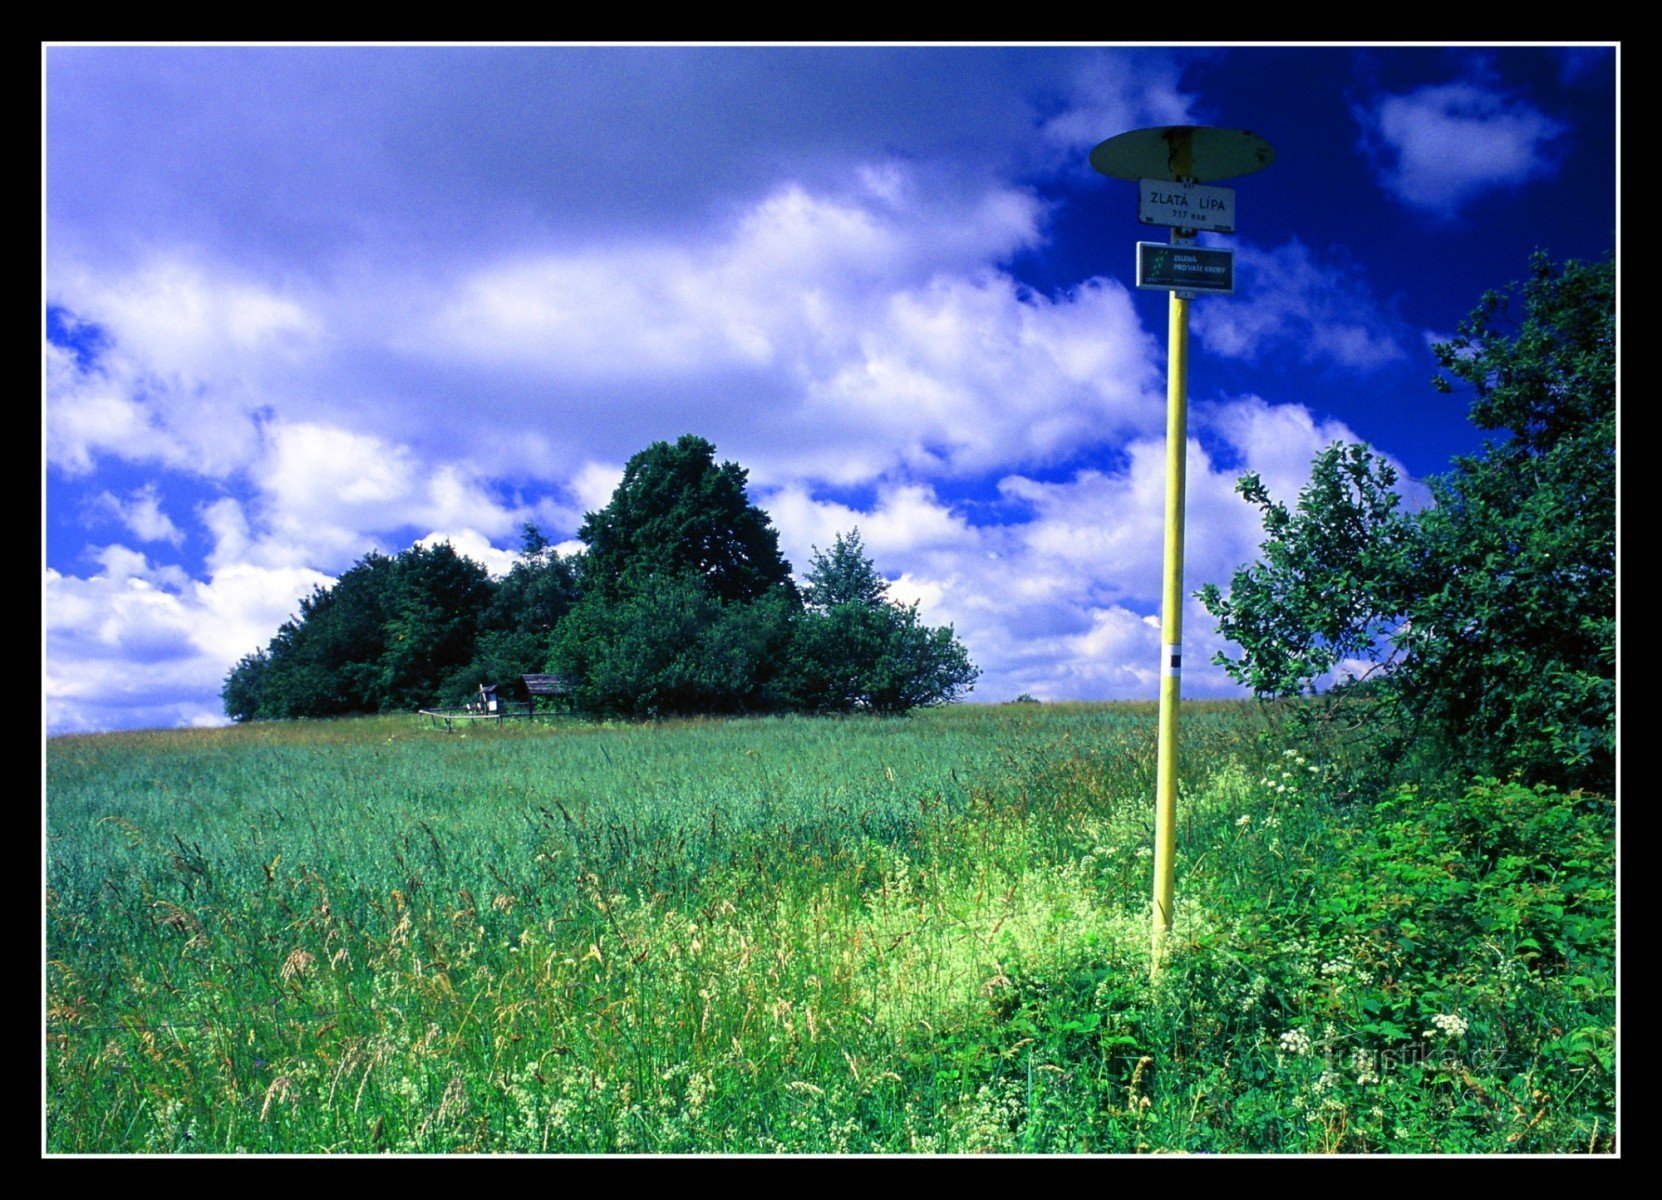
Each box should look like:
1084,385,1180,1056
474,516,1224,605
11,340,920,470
43,43,1618,734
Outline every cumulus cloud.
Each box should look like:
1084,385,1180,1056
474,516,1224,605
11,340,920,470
46,336,199,478
1191,240,1407,370
1354,80,1566,219
414,530,519,579
45,256,322,481
404,166,1162,485
51,160,1159,497
230,419,536,573
45,545,331,734
89,484,185,546
752,396,1409,705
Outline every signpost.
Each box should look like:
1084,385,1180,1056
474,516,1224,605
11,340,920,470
1139,180,1236,233
1090,125,1274,970
1137,243,1235,294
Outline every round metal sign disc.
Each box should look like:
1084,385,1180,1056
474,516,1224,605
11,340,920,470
1090,125,1275,183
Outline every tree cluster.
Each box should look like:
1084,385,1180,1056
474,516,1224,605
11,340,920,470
1200,252,1615,793
224,435,978,722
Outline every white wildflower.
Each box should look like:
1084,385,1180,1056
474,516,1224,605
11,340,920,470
1279,1029,1312,1056
1429,1012,1468,1039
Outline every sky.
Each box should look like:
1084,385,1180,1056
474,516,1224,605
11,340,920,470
42,43,1618,735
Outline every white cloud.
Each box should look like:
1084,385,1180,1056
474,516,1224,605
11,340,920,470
45,338,198,478
414,529,519,579
1034,51,1199,168
763,480,981,584
46,255,323,481
50,162,1159,497
56,255,319,371
246,420,532,572
1355,81,1566,219
395,167,1158,487
748,396,1407,704
90,484,184,546
1191,240,1406,370
569,461,626,516
45,546,330,735
422,171,1045,380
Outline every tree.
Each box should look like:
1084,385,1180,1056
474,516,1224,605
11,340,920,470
788,530,980,713
220,648,269,723
442,524,581,703
555,571,797,718
1199,252,1615,793
577,434,795,605
224,543,493,720
802,528,889,608
254,551,403,718
376,542,494,712
1403,251,1615,790
553,435,800,717
1197,443,1414,700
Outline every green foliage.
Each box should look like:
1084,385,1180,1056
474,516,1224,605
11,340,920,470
256,550,404,718
1198,443,1412,700
578,434,794,605
46,705,1613,1152
225,445,979,724
1200,253,1615,793
1405,252,1616,790
801,527,889,608
441,526,580,703
554,571,797,718
219,648,269,722
788,530,979,713
376,544,496,712
225,544,492,720
553,437,801,717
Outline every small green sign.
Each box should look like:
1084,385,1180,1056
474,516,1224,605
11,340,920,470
1137,242,1235,294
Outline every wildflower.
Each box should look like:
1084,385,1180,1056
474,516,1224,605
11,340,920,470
1279,1029,1312,1056
1428,1012,1468,1039
1236,814,1252,827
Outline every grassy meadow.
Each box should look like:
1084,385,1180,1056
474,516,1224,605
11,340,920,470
45,702,1615,1153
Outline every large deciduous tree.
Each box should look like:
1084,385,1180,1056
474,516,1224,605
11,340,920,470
1405,251,1615,790
223,543,492,719
552,435,800,717
577,434,795,604
1199,252,1615,793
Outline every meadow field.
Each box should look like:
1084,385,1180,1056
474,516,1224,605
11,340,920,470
44,703,1614,1154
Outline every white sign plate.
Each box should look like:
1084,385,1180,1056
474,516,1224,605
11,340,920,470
1138,179,1236,232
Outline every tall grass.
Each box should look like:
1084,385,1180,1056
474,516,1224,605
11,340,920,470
45,703,1613,1153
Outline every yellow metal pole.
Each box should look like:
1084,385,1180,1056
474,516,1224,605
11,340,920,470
1150,126,1196,974
1151,287,1189,969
